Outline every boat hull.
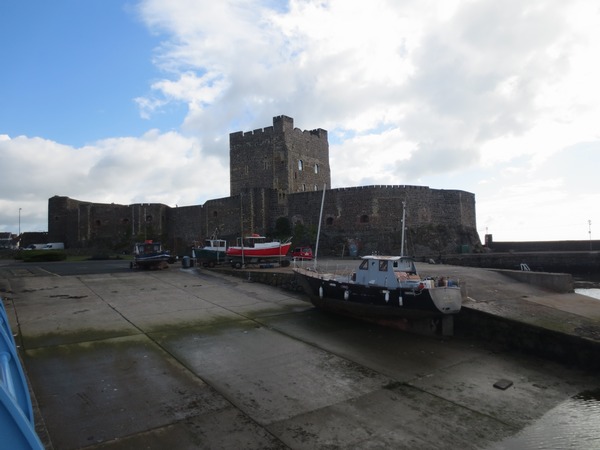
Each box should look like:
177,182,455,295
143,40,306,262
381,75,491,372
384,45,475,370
193,248,227,266
134,254,171,269
226,242,292,258
294,268,462,320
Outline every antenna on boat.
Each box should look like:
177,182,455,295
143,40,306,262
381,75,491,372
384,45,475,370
240,192,245,266
400,201,406,257
313,184,326,270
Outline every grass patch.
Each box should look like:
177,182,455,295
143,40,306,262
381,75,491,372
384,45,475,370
21,250,67,262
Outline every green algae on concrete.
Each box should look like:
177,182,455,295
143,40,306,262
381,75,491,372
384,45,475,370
23,334,231,450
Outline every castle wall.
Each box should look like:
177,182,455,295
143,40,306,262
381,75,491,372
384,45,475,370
48,196,170,251
48,116,480,257
166,204,204,251
287,185,478,255
202,188,281,243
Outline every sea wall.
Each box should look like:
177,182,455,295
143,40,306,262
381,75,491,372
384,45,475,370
442,251,600,278
491,269,573,293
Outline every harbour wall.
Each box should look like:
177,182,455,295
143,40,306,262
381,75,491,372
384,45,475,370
442,251,600,278
491,269,573,293
456,308,600,372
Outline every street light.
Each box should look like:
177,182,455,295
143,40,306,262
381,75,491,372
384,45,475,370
19,207,21,236
589,220,592,251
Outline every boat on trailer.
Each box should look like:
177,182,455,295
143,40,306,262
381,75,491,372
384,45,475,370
193,235,228,267
131,240,171,269
226,234,292,268
293,255,463,321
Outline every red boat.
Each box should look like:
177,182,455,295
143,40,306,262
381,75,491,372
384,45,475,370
226,234,291,258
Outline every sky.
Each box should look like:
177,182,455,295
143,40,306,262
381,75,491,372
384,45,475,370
1,0,599,242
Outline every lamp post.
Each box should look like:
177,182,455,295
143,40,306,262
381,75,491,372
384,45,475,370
18,207,21,236
589,220,592,251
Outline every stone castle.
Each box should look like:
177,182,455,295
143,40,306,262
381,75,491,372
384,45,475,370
48,115,481,256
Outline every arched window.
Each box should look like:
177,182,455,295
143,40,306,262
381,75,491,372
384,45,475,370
213,211,218,218
298,160,303,171
360,215,369,223
326,217,334,226
314,164,319,174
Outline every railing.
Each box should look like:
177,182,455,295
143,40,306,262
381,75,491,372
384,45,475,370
0,298,44,449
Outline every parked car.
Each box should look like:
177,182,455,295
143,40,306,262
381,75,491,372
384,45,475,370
292,246,313,260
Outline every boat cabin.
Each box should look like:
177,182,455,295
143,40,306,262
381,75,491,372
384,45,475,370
235,234,278,248
353,255,421,288
204,238,227,251
134,240,163,255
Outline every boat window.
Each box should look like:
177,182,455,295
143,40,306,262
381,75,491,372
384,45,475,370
379,260,388,271
359,259,369,270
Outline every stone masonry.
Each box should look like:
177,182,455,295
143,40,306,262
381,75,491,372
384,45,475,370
48,116,481,257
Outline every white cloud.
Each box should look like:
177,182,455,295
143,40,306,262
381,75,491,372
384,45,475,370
0,132,229,233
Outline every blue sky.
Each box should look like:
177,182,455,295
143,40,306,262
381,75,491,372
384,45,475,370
0,1,180,145
1,0,599,242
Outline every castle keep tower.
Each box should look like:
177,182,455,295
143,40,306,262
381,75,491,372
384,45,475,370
229,115,331,197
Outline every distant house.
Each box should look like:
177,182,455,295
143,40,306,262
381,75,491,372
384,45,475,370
0,232,17,249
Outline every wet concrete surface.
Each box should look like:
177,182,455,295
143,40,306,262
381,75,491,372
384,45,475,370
1,259,599,449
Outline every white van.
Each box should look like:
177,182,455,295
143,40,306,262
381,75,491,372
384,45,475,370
43,242,65,250
25,244,46,250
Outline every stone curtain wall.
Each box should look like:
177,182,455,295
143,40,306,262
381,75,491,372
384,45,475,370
286,185,479,256
49,185,479,256
48,196,170,252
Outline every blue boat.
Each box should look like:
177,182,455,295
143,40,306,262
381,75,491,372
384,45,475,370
131,240,171,269
1,299,44,449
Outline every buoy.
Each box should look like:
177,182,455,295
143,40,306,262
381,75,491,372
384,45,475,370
384,290,389,302
344,290,349,300
399,296,403,306
319,286,324,299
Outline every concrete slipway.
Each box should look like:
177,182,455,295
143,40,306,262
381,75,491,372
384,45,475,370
1,260,599,449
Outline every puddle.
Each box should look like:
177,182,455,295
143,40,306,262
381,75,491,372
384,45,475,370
575,288,600,301
488,390,600,449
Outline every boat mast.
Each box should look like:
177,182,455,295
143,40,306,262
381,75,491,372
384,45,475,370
240,193,244,265
400,201,406,257
313,184,326,269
